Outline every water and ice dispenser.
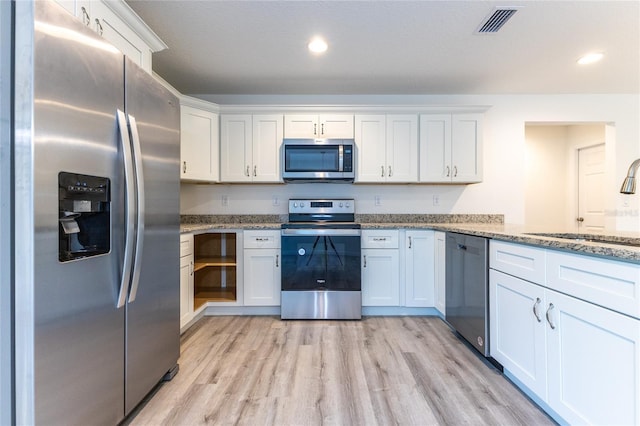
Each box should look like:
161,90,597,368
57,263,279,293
58,172,110,262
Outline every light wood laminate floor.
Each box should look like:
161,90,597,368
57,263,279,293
129,316,554,426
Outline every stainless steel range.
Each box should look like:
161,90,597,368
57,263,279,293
281,199,361,319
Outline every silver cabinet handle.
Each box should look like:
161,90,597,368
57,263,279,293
253,165,257,176
245,165,250,176
453,166,458,177
546,303,556,330
408,236,412,249
576,217,584,222
116,110,135,309
381,165,385,177
388,165,392,177
183,161,187,174
313,123,317,135
275,254,279,268
126,114,145,303
321,123,324,135
363,255,367,267
190,260,193,276
81,6,90,26
372,237,387,241
533,297,542,322
95,18,103,36
446,166,450,177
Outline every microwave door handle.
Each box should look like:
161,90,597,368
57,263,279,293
116,110,135,308
338,144,344,172
126,114,145,303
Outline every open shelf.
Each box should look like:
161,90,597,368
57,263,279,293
193,232,238,306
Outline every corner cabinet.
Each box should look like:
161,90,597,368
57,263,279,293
419,114,483,183
361,230,400,306
284,114,353,138
355,115,418,183
180,102,219,182
489,240,640,425
220,114,283,183
404,231,435,307
243,231,281,306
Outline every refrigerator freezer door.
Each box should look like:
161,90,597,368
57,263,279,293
31,2,126,424
123,58,180,415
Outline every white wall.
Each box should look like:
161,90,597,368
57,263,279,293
182,94,640,232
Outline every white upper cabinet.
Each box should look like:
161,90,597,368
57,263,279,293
53,0,167,73
419,113,483,183
284,114,354,138
180,104,219,182
355,114,418,183
220,114,283,183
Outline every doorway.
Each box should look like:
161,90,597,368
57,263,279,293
577,144,605,232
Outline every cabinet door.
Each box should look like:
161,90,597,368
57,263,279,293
546,289,640,426
362,248,400,306
419,114,451,183
243,248,281,306
355,115,387,182
451,114,482,183
220,115,252,182
490,270,547,399
386,115,418,182
252,115,283,183
320,114,354,138
180,253,194,329
180,106,219,182
434,231,446,315
284,114,318,138
405,231,435,307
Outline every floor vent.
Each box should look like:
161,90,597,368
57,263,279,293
476,8,519,34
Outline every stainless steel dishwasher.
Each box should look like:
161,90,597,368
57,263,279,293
445,232,490,356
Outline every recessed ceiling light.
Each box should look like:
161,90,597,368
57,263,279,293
308,37,328,54
577,52,604,65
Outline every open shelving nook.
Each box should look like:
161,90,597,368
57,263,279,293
193,232,237,307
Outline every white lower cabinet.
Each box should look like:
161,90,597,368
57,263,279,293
490,240,640,425
179,234,194,330
434,231,446,315
243,231,281,306
404,230,435,307
361,230,400,306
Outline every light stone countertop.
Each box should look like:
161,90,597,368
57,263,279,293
180,216,640,264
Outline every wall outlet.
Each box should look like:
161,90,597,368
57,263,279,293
374,195,381,206
221,195,228,206
272,196,280,206
433,195,440,206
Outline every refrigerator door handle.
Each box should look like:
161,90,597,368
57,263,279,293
116,109,135,308
127,114,145,303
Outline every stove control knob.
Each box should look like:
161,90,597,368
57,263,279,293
339,202,343,208
300,202,305,208
293,202,298,208
346,202,351,208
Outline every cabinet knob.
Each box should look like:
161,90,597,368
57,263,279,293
381,165,385,177
321,123,324,135
313,123,317,135
275,254,279,268
453,166,457,177
388,165,392,177
546,303,556,330
532,297,542,322
576,217,584,222
246,165,250,176
408,236,412,249
183,161,187,174
253,165,257,177
446,166,450,177
363,255,367,268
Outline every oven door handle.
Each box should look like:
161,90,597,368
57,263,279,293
281,228,361,237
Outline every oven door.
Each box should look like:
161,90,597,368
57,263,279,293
281,228,361,291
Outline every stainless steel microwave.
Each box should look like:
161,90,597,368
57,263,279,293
282,139,355,182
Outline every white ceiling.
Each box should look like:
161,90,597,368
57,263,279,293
126,0,640,96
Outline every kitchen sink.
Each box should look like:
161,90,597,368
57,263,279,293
525,232,640,247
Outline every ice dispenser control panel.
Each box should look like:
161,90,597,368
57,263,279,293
58,172,110,262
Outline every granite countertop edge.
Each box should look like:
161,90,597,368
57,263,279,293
180,221,640,264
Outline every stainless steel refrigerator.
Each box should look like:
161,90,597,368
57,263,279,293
5,1,180,424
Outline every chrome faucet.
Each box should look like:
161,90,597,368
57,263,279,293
620,158,640,194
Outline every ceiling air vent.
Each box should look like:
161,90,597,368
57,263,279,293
476,7,519,34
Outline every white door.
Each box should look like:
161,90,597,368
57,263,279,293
220,115,252,182
179,254,193,329
319,114,354,138
577,144,605,232
355,115,387,182
434,231,446,315
284,114,317,138
386,115,418,182
451,114,482,183
489,270,548,399
180,106,218,182
546,289,640,426
243,248,280,306
404,231,435,307
252,114,283,183
419,114,452,183
362,248,400,306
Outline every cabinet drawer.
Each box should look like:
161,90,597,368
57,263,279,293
361,230,399,249
180,234,194,257
244,230,280,249
490,240,546,285
547,250,640,319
